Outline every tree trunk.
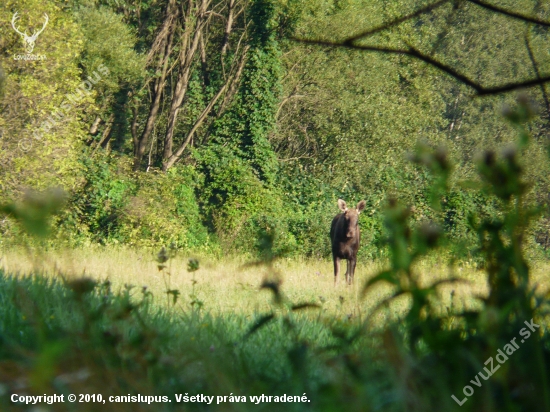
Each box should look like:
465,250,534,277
162,45,249,171
133,0,178,171
221,0,236,56
162,0,209,162
91,113,115,156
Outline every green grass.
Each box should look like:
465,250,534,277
0,268,392,412
1,247,550,411
0,246,503,318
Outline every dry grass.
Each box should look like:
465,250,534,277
1,246,549,325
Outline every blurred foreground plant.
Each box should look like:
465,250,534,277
0,188,67,239
361,95,550,412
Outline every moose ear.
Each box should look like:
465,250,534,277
337,199,347,212
356,200,366,213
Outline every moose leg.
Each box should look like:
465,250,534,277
333,256,340,286
347,257,356,285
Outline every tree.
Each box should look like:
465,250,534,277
294,0,550,96
0,0,89,199
128,0,250,171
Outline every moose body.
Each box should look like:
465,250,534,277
330,199,366,285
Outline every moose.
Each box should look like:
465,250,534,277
330,199,366,285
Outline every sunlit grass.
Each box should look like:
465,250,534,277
3,246,547,326
1,246,549,411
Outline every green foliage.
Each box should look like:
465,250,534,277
58,154,211,250
209,0,281,185
2,101,550,411
120,166,212,250
0,0,89,199
271,0,550,259
195,144,293,255
362,98,550,411
2,0,550,260
74,6,145,93
69,154,136,243
4,1,550,411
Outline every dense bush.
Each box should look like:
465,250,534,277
57,153,212,251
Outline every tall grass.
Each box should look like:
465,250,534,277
0,268,397,412
0,248,547,411
0,246,499,320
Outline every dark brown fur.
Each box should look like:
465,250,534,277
330,199,366,285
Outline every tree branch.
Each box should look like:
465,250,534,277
162,45,250,170
291,1,550,97
467,0,550,27
344,0,451,43
292,39,483,90
344,0,550,44
292,39,550,96
221,0,236,55
525,34,550,123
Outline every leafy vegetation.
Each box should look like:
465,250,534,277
1,0,549,257
2,1,550,411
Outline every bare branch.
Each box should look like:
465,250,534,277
344,0,550,45
344,0,451,43
292,38,482,91
163,0,211,161
477,75,550,96
162,45,250,170
221,0,236,55
525,34,550,123
217,28,249,113
292,38,550,96
133,1,179,170
91,114,115,156
467,0,550,27
279,154,314,162
290,1,550,98
276,86,305,119
89,116,102,136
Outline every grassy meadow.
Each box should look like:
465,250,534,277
1,245,550,411
0,246,497,320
